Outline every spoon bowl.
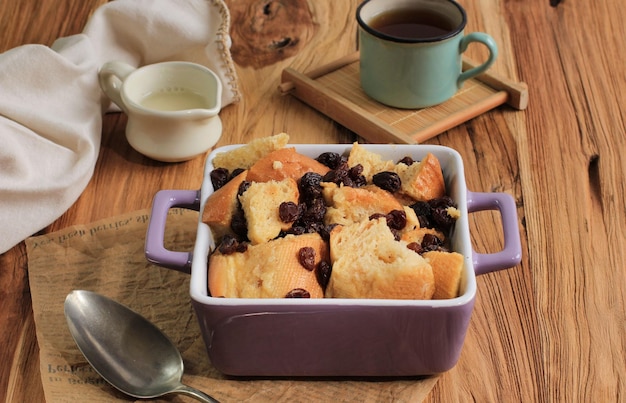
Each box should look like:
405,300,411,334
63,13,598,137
64,290,219,402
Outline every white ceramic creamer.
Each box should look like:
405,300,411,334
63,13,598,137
99,61,223,162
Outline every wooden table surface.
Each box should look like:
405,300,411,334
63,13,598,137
1,0,625,402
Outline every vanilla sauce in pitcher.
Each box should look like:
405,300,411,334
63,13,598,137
140,89,211,111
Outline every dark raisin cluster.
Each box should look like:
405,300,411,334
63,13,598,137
210,167,245,190
277,172,336,241
315,151,344,169
406,233,446,255
409,196,457,235
316,152,366,188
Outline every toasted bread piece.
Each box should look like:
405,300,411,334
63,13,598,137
212,133,290,171
246,147,330,183
322,183,404,226
347,142,395,182
423,251,464,299
326,218,435,299
202,170,248,241
400,227,446,244
208,233,327,298
239,178,299,244
394,153,445,201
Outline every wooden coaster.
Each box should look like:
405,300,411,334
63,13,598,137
280,52,528,144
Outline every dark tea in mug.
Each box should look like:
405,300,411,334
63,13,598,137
357,0,497,108
369,9,457,40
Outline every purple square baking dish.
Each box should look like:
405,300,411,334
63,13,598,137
145,144,522,377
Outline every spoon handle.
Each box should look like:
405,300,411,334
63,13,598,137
174,383,220,403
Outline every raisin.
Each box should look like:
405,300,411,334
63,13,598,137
422,233,444,251
298,247,316,271
285,288,311,298
336,159,350,171
398,156,415,166
341,177,355,187
369,213,386,221
372,171,401,193
322,159,354,186
349,164,363,176
218,234,248,255
348,164,366,187
428,196,456,210
299,172,323,201
279,201,303,223
410,201,433,228
369,210,406,231
316,152,344,169
316,260,332,289
282,225,306,236
301,197,326,224
300,172,323,187
407,242,423,254
210,168,229,190
230,168,245,180
237,180,251,196
322,168,346,185
304,221,325,235
386,209,407,230
432,207,455,233
230,208,248,239
352,174,367,187
217,234,237,254
319,223,339,242
417,215,431,229
411,200,432,217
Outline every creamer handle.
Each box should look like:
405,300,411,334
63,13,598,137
98,61,136,112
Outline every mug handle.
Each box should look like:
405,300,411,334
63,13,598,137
457,32,498,88
98,61,136,112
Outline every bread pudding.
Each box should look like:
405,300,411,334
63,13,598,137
203,133,463,300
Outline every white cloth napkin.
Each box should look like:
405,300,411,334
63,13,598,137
0,0,239,254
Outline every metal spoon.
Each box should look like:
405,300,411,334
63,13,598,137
64,290,219,402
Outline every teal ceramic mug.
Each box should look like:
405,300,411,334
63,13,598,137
357,0,498,109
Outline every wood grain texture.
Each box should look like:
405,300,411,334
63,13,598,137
229,0,319,68
1,0,625,402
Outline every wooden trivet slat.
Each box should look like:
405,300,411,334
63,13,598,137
280,52,528,144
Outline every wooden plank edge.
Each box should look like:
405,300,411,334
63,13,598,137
462,58,529,110
411,91,508,142
281,67,417,144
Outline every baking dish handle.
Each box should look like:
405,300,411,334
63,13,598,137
145,189,201,273
467,191,522,275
